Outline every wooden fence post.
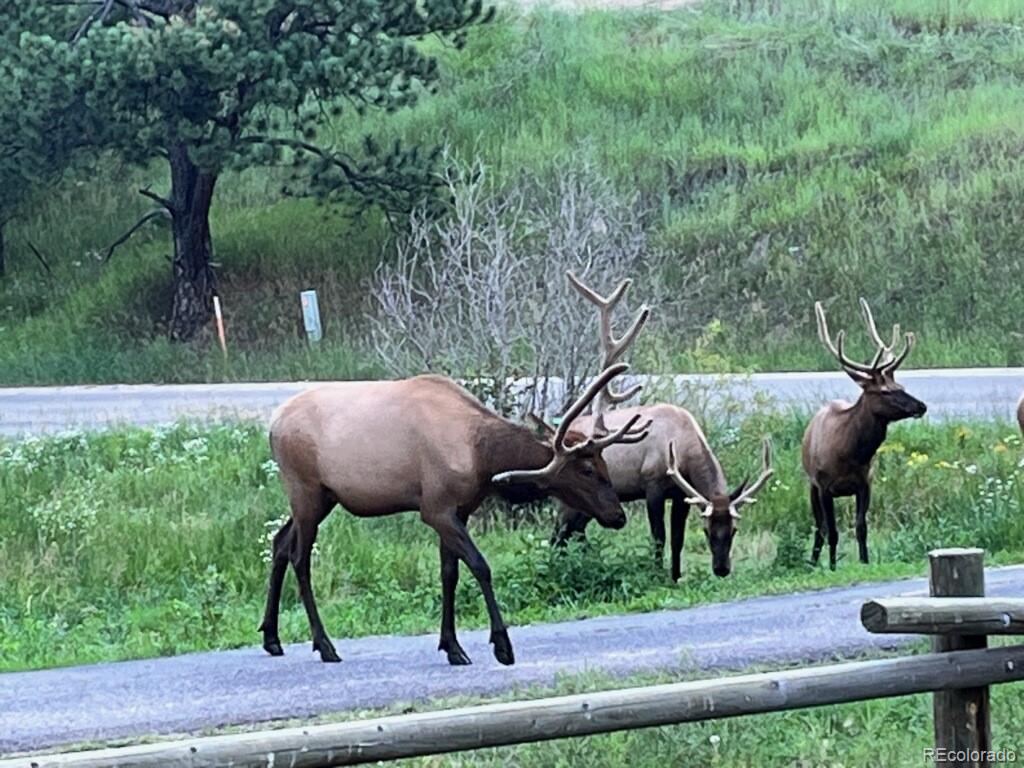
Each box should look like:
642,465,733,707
929,547,989,767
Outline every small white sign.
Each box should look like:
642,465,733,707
300,290,322,343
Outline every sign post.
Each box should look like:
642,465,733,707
301,290,323,344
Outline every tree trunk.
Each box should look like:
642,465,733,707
167,144,218,342
0,221,6,279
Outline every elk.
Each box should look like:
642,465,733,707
261,363,651,666
552,407,775,578
802,298,927,570
1017,392,1023,436
549,272,775,579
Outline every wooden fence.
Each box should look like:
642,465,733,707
3,548,1023,768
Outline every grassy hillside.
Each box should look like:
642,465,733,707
1,0,1023,384
1,415,1021,671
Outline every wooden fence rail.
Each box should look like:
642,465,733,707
2,549,1021,768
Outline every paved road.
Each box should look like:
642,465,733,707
1,368,1021,436
2,565,1023,755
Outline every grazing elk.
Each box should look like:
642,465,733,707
803,298,927,570
549,272,775,579
552,406,775,579
262,363,651,666
1017,392,1023,436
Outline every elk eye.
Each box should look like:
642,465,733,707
582,465,595,478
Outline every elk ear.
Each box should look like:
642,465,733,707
527,413,556,438
729,479,749,501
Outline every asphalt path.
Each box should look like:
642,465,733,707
1,368,1021,436
2,565,1023,755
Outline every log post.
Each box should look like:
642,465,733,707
929,547,989,767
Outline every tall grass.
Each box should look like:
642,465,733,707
1,0,1023,384
1,416,1021,672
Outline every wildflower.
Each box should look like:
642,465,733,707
994,443,1008,454
906,452,929,469
965,464,979,475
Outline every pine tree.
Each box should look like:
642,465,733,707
4,1,490,337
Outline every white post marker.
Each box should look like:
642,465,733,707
301,289,323,343
212,295,227,357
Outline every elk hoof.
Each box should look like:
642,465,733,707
314,638,342,663
490,630,515,666
263,638,284,657
440,639,472,666
829,561,837,572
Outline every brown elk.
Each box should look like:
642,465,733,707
549,272,775,579
802,298,927,570
1017,392,1023,436
261,363,651,666
552,407,775,579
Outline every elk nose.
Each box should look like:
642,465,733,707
713,565,730,578
916,402,928,417
608,513,627,530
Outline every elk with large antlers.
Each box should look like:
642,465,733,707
549,272,775,579
262,363,649,666
802,298,927,570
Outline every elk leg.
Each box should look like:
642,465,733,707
809,486,825,565
821,492,839,571
430,514,514,666
258,519,294,656
646,490,666,568
669,497,689,582
289,496,340,663
438,542,471,665
551,505,590,548
855,485,871,564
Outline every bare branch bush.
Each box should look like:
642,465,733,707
369,157,672,419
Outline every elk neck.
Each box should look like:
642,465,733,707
478,417,555,504
843,394,891,465
684,431,730,499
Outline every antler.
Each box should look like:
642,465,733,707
732,437,775,513
815,300,916,381
665,442,712,516
492,364,651,486
567,271,650,432
665,438,774,520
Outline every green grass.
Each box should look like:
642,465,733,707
1,0,1024,384
1,414,1022,672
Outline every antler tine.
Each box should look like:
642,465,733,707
835,330,875,376
584,414,653,452
733,437,775,507
605,382,643,406
859,297,899,368
882,331,915,376
555,363,630,452
815,301,873,374
567,271,631,312
666,441,710,506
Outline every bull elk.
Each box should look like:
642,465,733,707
262,363,650,666
802,298,927,570
550,272,775,579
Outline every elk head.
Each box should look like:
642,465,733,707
665,438,774,578
493,363,652,529
815,298,927,422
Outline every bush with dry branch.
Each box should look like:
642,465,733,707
369,159,672,418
